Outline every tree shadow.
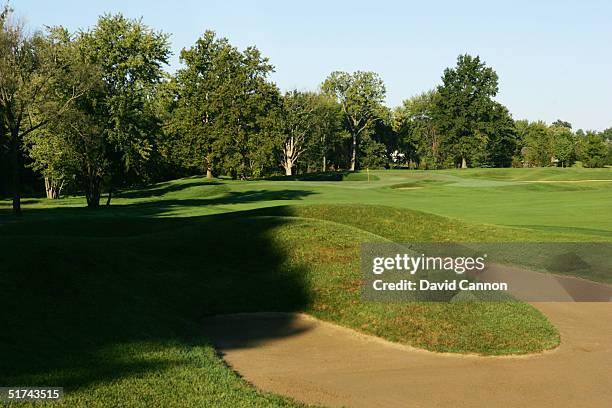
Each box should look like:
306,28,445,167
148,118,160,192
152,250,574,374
0,189,316,224
0,198,316,394
202,313,314,351
117,188,316,215
116,179,221,199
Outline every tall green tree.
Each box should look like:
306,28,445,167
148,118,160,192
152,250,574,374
578,131,607,167
520,120,553,166
71,14,170,206
363,105,394,169
171,31,278,179
394,90,441,168
434,54,502,168
25,126,79,199
306,93,344,172
475,102,517,167
277,91,317,175
0,8,88,214
549,124,575,167
276,91,345,175
322,71,386,171
23,27,98,199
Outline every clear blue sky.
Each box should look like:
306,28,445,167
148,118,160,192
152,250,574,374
15,0,612,131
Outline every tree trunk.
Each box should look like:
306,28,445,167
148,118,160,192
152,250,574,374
10,129,21,216
45,177,52,199
205,156,213,179
322,155,326,172
461,156,467,169
86,177,101,208
284,160,293,176
350,134,357,171
44,177,62,199
283,137,296,176
106,190,112,206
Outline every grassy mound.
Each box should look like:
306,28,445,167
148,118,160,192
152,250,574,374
390,179,453,189
263,207,559,354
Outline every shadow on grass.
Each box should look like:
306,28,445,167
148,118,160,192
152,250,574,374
116,179,221,199
120,188,316,213
0,188,316,229
0,193,314,392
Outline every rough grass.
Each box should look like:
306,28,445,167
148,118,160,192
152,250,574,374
266,212,559,354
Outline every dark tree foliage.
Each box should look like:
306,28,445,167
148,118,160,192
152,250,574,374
434,54,516,168
168,30,279,180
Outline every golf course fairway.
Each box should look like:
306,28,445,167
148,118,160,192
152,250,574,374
1,168,611,407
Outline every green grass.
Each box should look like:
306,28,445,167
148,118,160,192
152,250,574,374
1,167,611,406
266,170,379,181
460,167,612,181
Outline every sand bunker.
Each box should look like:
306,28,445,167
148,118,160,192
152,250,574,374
204,302,612,407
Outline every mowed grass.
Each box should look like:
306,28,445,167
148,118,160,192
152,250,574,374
1,167,610,406
380,168,612,237
4,167,611,235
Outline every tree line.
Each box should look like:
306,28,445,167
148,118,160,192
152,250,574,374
1,8,611,214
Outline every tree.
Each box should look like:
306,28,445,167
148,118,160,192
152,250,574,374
394,90,441,168
170,31,236,179
476,102,517,167
72,14,170,207
0,8,87,214
213,44,278,179
359,136,388,169
277,91,316,175
518,121,577,168
552,119,572,129
322,71,386,171
434,54,501,168
171,31,278,180
549,124,575,167
275,91,345,175
520,121,553,166
579,131,607,167
25,126,79,199
306,93,344,172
